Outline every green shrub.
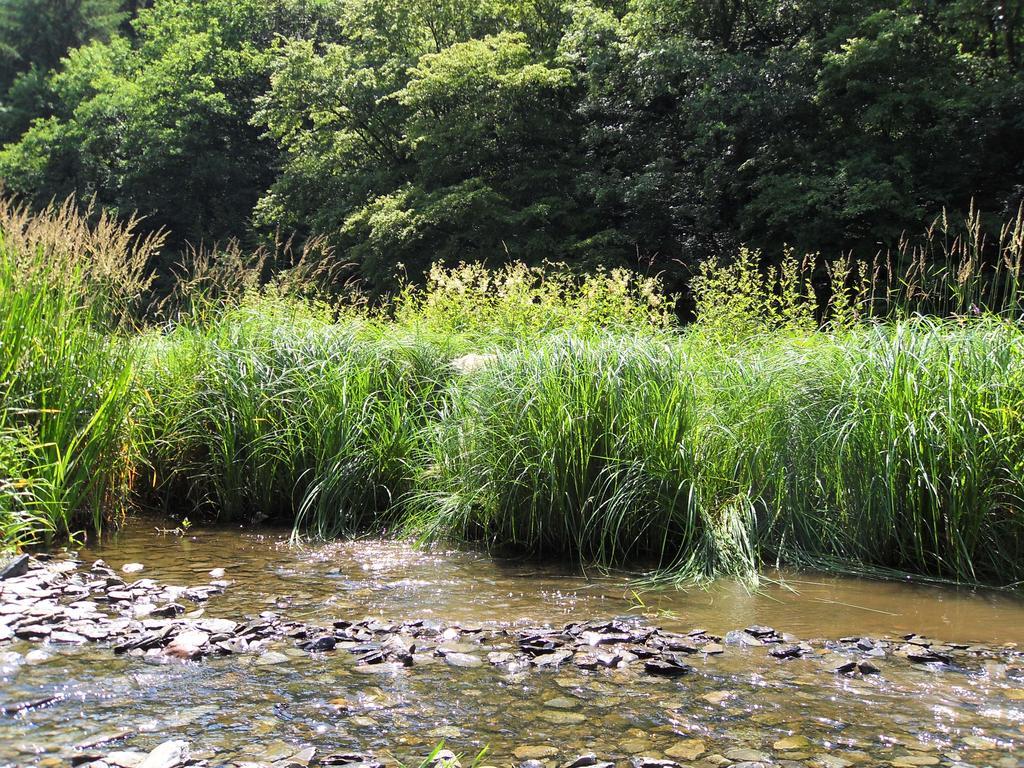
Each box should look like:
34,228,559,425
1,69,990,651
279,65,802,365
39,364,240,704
392,261,673,350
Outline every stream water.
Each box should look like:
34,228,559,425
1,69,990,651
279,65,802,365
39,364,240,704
2,519,1024,768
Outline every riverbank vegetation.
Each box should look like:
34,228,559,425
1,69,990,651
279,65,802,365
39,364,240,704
2,0,1024,589
2,199,1024,591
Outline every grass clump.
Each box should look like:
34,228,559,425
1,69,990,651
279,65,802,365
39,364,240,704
406,333,717,570
138,298,450,537
405,241,1024,587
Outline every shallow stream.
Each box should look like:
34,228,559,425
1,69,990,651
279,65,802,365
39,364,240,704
2,520,1024,768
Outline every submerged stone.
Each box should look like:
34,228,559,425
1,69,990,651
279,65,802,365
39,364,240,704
254,651,290,666
774,736,812,751
442,651,483,668
725,749,771,763
514,746,559,760
664,741,705,761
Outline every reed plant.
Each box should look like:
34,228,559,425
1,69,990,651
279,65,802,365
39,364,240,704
0,199,159,546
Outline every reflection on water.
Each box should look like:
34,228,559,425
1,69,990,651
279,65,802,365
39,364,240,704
1,518,1023,767
79,519,1024,644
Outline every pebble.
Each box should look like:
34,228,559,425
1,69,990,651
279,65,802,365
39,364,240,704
121,563,145,574
2,553,1022,768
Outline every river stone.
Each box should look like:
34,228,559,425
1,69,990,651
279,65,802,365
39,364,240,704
664,740,705,760
535,649,574,668
257,741,301,762
774,736,812,750
563,754,599,768
0,554,30,580
16,625,52,640
276,746,316,768
725,749,771,763
438,642,478,654
539,710,587,725
209,568,226,579
700,691,733,705
544,696,579,709
644,657,693,677
164,630,209,660
255,651,290,666
891,757,939,767
443,652,483,668
808,756,853,768
514,746,559,760
962,736,996,749
51,629,87,644
429,749,461,768
621,739,651,754
25,649,50,665
302,635,337,653
105,752,147,768
138,740,190,768
121,563,145,574
630,759,680,768
75,730,134,749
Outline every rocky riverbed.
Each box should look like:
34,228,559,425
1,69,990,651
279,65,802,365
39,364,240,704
3,528,1024,768
4,554,1018,674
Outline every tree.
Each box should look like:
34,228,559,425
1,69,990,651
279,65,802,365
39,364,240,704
1,0,343,243
0,0,125,91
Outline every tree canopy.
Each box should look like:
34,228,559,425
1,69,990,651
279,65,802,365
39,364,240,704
0,0,1021,293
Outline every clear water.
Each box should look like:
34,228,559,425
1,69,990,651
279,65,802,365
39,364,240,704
2,520,1023,767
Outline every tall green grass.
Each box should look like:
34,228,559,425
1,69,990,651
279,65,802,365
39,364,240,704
404,322,1024,586
137,299,451,537
2,198,1024,590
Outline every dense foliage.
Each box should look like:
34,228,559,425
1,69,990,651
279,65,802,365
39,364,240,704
0,0,1021,292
